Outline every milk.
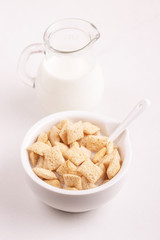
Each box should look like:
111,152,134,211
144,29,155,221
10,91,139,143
35,55,104,113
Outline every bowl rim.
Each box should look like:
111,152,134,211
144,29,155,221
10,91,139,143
21,110,132,196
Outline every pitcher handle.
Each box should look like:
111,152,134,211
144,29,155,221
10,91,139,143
17,43,45,88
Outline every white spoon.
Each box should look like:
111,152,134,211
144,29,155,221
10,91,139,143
108,99,151,142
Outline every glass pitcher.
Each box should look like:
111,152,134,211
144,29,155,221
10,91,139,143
18,18,104,113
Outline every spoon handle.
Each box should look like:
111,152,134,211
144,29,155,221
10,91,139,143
108,99,151,142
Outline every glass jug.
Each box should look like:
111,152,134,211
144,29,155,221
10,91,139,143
18,18,104,113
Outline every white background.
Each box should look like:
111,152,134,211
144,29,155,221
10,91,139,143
0,0,160,239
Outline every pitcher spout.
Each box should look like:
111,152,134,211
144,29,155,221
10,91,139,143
89,22,100,44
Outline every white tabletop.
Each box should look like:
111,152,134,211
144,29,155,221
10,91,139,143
0,0,160,239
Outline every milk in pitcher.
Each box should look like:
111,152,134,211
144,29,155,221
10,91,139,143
36,55,104,113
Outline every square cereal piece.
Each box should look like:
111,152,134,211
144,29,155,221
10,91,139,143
27,142,51,156
107,149,121,179
59,120,72,145
70,141,79,148
78,135,89,147
44,179,61,188
81,176,96,190
92,147,106,163
96,163,106,183
86,135,108,152
56,162,68,176
77,160,103,184
80,146,92,159
33,168,57,180
56,160,77,176
67,121,84,144
101,149,118,168
44,146,65,170
63,174,82,190
83,122,100,135
66,160,77,174
37,132,48,143
29,151,39,167
101,154,113,168
49,126,60,146
54,142,69,156
106,141,114,155
65,147,87,166
70,142,90,156
56,120,70,130
36,156,44,168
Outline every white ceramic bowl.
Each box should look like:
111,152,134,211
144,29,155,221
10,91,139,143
21,111,132,212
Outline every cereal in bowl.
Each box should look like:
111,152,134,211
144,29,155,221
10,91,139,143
27,120,121,190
